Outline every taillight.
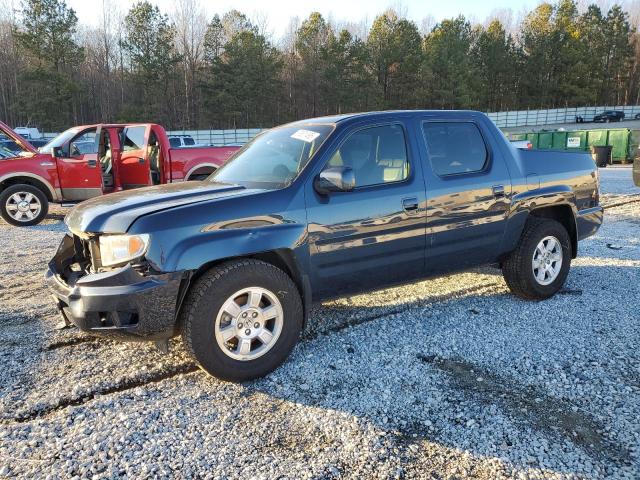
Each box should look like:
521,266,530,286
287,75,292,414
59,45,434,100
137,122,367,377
527,142,533,149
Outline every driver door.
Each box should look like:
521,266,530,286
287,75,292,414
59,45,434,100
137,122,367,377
118,125,152,189
57,128,103,201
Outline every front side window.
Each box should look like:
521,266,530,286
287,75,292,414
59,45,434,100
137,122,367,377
211,125,333,189
169,137,181,148
183,137,195,146
69,130,97,157
327,124,409,188
122,126,147,152
422,122,488,176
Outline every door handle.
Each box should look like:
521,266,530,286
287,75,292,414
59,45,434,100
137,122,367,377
492,185,505,198
137,157,145,164
402,197,419,214
87,159,97,168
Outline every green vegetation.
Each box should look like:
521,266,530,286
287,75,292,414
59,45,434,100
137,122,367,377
0,0,639,130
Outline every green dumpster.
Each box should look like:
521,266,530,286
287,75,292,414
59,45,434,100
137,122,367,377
606,129,630,160
525,133,538,149
538,132,553,149
552,131,567,149
505,128,632,162
566,131,586,149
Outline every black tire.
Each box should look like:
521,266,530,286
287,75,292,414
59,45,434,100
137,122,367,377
0,184,49,227
181,259,303,382
502,218,572,300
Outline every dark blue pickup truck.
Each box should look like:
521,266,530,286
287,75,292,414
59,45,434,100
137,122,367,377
46,111,603,381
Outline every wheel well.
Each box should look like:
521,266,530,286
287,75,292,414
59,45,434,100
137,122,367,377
529,205,577,258
0,176,53,201
186,165,217,181
175,249,308,332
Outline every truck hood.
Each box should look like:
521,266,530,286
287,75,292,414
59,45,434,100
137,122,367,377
0,121,38,155
65,181,254,234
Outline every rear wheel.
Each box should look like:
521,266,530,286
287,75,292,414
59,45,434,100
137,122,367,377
502,218,571,300
181,259,303,382
0,184,49,226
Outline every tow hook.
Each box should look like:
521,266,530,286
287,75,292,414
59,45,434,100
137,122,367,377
154,339,169,354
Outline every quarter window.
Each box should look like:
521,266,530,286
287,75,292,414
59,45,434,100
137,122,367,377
328,124,409,188
422,122,487,176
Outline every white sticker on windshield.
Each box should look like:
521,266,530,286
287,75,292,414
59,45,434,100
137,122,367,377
291,129,320,143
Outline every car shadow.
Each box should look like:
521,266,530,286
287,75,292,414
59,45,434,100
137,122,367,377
243,263,638,477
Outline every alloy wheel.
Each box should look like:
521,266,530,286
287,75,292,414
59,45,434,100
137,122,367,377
532,235,563,286
214,287,284,361
5,191,42,222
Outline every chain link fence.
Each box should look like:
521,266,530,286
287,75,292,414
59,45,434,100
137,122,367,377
487,105,640,128
37,105,640,142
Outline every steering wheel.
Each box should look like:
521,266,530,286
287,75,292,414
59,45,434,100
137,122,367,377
272,164,291,180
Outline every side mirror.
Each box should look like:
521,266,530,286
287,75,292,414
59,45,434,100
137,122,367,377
52,146,64,158
314,166,355,195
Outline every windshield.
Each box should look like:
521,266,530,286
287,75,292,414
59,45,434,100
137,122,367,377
210,124,333,189
40,127,82,154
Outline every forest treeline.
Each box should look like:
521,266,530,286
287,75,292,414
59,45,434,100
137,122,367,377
0,0,639,131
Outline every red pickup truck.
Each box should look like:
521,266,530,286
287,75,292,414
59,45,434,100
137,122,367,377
0,122,239,226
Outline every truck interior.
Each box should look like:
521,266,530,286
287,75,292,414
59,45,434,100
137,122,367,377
147,130,162,185
97,129,114,191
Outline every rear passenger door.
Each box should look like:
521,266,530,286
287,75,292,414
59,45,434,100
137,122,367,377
419,120,512,272
306,122,427,298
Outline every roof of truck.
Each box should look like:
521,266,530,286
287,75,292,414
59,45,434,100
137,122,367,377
289,110,485,126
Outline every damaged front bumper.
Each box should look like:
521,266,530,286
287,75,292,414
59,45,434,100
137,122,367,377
45,234,186,341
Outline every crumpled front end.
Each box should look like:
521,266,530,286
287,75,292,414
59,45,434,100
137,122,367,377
46,233,186,341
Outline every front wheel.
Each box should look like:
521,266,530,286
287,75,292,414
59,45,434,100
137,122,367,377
181,259,303,382
0,184,49,226
502,218,571,300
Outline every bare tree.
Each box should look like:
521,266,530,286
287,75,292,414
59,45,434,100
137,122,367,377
173,0,207,128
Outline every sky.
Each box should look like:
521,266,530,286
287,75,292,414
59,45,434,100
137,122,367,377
65,0,542,38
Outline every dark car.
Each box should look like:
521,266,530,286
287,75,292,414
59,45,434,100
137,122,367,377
28,138,50,149
46,111,603,381
593,110,625,122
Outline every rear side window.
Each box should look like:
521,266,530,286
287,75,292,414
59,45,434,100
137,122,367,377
328,124,409,188
184,137,195,146
422,122,487,176
169,137,181,148
122,126,147,151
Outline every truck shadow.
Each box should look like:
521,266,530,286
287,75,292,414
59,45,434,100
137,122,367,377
245,263,638,477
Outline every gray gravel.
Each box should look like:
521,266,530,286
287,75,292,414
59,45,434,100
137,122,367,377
0,170,639,479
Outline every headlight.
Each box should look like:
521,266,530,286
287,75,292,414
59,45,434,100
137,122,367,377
99,234,150,267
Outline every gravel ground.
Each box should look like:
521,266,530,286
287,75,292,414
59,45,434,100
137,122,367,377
0,170,639,479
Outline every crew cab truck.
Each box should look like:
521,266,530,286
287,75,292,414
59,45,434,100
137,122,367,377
46,111,603,382
0,121,238,226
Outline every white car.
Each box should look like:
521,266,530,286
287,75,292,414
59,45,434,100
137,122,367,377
14,127,42,140
168,135,199,148
510,139,533,149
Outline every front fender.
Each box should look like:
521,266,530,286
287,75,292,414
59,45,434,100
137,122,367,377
149,222,308,273
501,185,578,255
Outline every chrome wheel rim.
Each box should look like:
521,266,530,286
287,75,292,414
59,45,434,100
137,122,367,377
532,235,563,286
5,191,41,222
214,287,283,361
